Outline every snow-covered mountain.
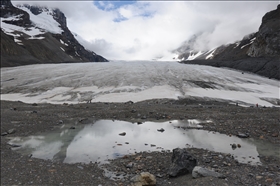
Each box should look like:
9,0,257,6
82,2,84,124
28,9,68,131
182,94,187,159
174,5,280,62
174,4,280,79
173,32,259,61
1,0,108,67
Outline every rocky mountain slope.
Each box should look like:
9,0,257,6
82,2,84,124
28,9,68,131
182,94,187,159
1,0,108,67
176,5,280,79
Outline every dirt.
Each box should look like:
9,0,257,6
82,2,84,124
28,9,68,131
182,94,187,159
1,98,280,186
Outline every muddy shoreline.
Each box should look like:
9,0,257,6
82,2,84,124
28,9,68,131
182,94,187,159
1,98,280,185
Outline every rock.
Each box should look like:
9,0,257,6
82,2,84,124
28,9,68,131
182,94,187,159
58,120,63,124
126,162,134,168
32,103,38,106
237,133,249,138
141,116,147,119
237,144,241,148
1,132,8,136
69,126,75,129
119,132,126,136
192,166,226,179
156,173,163,178
135,155,142,160
168,148,197,177
131,109,137,113
231,144,237,150
7,128,16,134
137,122,143,125
131,172,156,186
157,128,165,132
125,101,134,104
8,143,21,147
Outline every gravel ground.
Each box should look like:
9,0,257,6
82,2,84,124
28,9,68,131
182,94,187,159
1,98,280,186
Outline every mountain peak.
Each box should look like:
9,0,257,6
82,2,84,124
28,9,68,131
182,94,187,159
1,0,108,67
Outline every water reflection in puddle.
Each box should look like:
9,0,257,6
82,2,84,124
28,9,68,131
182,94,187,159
8,120,279,165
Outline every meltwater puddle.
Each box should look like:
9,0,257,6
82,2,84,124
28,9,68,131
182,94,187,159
7,120,279,165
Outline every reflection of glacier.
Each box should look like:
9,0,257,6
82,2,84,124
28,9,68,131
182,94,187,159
8,120,280,164
8,126,84,162
1,61,279,106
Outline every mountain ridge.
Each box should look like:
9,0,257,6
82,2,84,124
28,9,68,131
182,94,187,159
1,0,108,67
177,4,280,80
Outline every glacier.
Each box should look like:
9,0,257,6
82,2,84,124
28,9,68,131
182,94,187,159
1,61,279,106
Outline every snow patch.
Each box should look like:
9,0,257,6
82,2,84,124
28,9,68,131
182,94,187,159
187,51,203,60
1,14,23,21
1,18,44,38
60,47,65,52
240,37,256,49
17,6,63,34
28,36,45,40
234,42,241,48
206,49,216,59
60,39,68,46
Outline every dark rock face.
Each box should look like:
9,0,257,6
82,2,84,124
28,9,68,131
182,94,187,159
212,33,257,61
181,57,280,80
247,5,280,57
1,0,31,27
1,0,108,67
168,148,197,177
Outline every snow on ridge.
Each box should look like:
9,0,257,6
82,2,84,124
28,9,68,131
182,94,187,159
1,19,45,44
186,51,203,60
16,6,63,34
240,37,256,49
60,39,68,46
1,14,24,21
206,48,216,59
1,5,62,44
234,41,241,48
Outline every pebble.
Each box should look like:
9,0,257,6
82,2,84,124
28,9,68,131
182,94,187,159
1,132,8,136
119,132,126,136
237,133,249,138
7,128,16,134
126,162,133,168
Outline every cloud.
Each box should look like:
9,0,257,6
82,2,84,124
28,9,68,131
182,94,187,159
11,1,279,60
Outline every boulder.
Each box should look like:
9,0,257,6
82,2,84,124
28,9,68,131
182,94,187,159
168,148,197,177
192,166,225,179
131,172,156,186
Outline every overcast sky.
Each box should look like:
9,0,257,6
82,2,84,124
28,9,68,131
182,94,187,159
12,1,279,60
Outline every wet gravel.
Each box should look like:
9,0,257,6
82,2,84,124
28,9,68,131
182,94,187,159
1,98,280,185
